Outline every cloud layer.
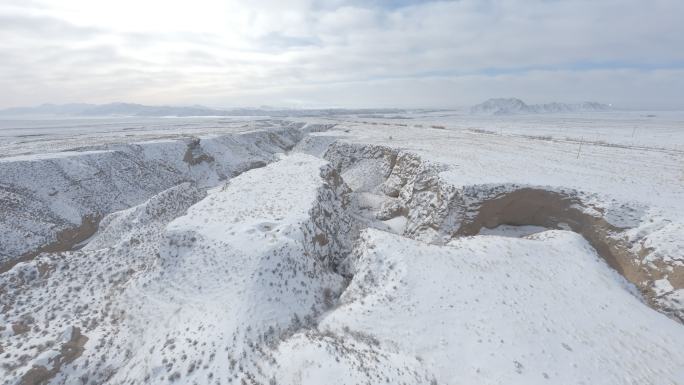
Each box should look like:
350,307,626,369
1,0,682,108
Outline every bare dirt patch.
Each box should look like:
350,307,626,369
183,138,215,165
19,327,89,385
0,214,101,274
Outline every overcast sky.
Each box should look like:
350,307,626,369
0,0,682,109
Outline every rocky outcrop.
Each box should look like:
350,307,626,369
325,142,463,243
302,165,357,273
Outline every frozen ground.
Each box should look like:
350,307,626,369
1,111,683,384
0,117,278,158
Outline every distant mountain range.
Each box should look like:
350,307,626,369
0,103,404,117
471,98,612,115
0,100,614,118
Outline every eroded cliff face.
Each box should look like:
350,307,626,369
324,142,462,244
325,141,683,322
302,165,358,273
0,126,305,267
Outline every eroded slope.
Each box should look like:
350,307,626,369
1,154,355,384
0,125,304,268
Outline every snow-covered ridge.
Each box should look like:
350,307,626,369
471,98,612,115
0,153,358,384
0,125,305,268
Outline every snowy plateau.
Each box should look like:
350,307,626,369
1,111,683,385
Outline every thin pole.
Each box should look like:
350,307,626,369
576,137,583,159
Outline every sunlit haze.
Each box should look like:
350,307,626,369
1,0,683,108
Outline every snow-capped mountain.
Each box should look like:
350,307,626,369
471,98,612,115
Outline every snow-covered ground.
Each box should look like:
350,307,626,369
1,112,683,384
0,124,305,266
307,229,684,384
0,117,273,158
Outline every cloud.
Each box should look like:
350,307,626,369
0,13,104,39
256,32,321,51
0,0,682,108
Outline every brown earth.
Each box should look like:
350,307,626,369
19,327,89,385
0,214,101,274
455,187,682,322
